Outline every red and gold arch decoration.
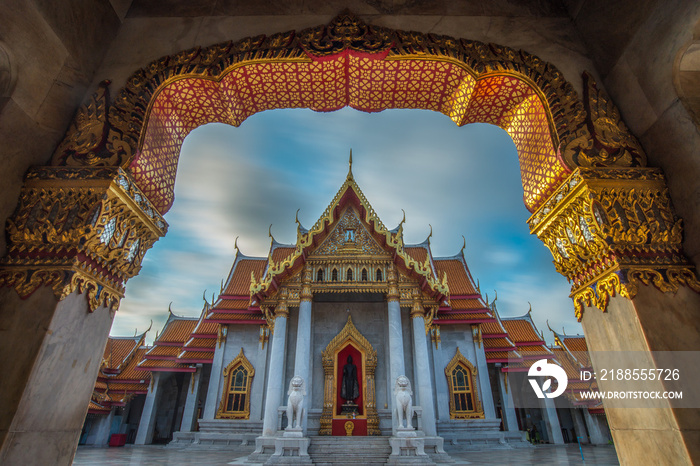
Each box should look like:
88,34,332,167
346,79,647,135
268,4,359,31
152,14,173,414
51,12,647,217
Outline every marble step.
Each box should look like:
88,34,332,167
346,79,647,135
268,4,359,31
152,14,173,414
308,436,391,464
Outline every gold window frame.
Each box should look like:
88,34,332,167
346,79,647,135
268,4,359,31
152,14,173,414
217,348,255,419
445,347,484,419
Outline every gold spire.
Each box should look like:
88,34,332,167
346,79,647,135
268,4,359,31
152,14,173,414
347,149,353,180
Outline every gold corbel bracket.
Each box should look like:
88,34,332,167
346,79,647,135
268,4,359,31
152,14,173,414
0,167,167,312
529,167,700,319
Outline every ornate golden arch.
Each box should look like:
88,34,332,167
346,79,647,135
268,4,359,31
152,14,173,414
445,347,484,420
48,12,647,216
217,348,255,419
320,315,379,436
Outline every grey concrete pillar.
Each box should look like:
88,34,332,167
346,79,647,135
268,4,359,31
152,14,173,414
179,365,203,432
539,396,564,445
472,328,496,419
203,331,226,420
0,289,114,466
583,409,607,445
411,312,437,436
293,297,312,433
497,370,519,432
571,408,589,444
262,293,289,437
135,372,162,445
93,410,114,446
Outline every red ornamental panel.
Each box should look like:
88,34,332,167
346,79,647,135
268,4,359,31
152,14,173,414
131,53,567,214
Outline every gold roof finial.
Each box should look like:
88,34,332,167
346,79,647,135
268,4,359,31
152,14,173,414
347,149,354,180
295,209,300,225
461,235,466,255
234,236,239,251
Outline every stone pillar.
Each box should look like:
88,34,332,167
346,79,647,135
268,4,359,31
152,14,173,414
386,265,405,431
496,370,519,432
262,288,289,437
571,408,589,444
203,329,226,420
93,410,115,446
180,365,203,432
582,409,607,445
410,291,437,436
135,372,163,445
0,167,166,464
292,265,313,434
472,325,496,419
529,167,700,464
539,396,564,445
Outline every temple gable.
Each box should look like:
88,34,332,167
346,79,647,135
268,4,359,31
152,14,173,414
311,207,387,258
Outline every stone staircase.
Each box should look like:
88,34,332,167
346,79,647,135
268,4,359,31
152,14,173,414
308,436,391,465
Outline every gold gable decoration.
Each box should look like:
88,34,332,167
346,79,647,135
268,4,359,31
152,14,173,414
445,347,484,420
319,315,380,436
249,168,449,302
314,207,386,257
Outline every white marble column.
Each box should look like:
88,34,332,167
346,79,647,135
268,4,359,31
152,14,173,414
179,365,203,432
571,408,589,444
410,294,437,436
472,326,496,419
496,370,519,432
386,267,405,432
293,266,313,433
538,396,564,445
203,329,227,420
583,409,607,444
135,372,162,445
262,290,289,437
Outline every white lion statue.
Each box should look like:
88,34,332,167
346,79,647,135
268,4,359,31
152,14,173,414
394,375,414,429
286,375,306,430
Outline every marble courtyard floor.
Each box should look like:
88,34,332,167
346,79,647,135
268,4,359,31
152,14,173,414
73,444,620,465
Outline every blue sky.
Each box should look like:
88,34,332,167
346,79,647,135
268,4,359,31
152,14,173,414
114,107,582,343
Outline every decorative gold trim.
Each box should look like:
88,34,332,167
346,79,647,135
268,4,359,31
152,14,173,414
319,315,380,436
528,167,700,319
0,167,167,312
445,347,484,420
216,348,255,419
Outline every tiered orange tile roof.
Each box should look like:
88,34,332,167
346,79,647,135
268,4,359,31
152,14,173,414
548,328,602,410
138,311,199,373
180,304,219,363
222,256,267,296
88,332,152,415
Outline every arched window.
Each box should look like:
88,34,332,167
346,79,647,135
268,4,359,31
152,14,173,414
361,268,368,281
376,268,383,281
346,268,353,281
217,349,254,419
332,268,338,281
317,268,324,282
445,348,483,419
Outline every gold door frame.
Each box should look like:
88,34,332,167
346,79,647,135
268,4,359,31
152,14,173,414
319,315,380,435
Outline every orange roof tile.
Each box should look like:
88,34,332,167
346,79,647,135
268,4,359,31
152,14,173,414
563,336,588,353
433,259,479,295
145,346,180,358
436,312,493,321
224,258,267,296
137,358,194,371
485,350,522,361
405,247,428,265
184,337,216,349
502,319,544,344
517,345,553,356
157,318,198,345
552,347,581,380
102,337,141,370
192,319,219,335
450,299,488,310
481,320,508,336
213,299,250,310
483,337,515,349
108,382,150,393
178,350,215,362
207,312,265,322
114,348,150,381
271,246,296,264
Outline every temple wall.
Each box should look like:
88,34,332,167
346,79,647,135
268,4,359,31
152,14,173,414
433,325,479,419
215,324,270,422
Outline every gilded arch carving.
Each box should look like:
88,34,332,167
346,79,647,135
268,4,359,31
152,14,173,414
319,315,380,436
217,348,255,419
445,347,484,420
